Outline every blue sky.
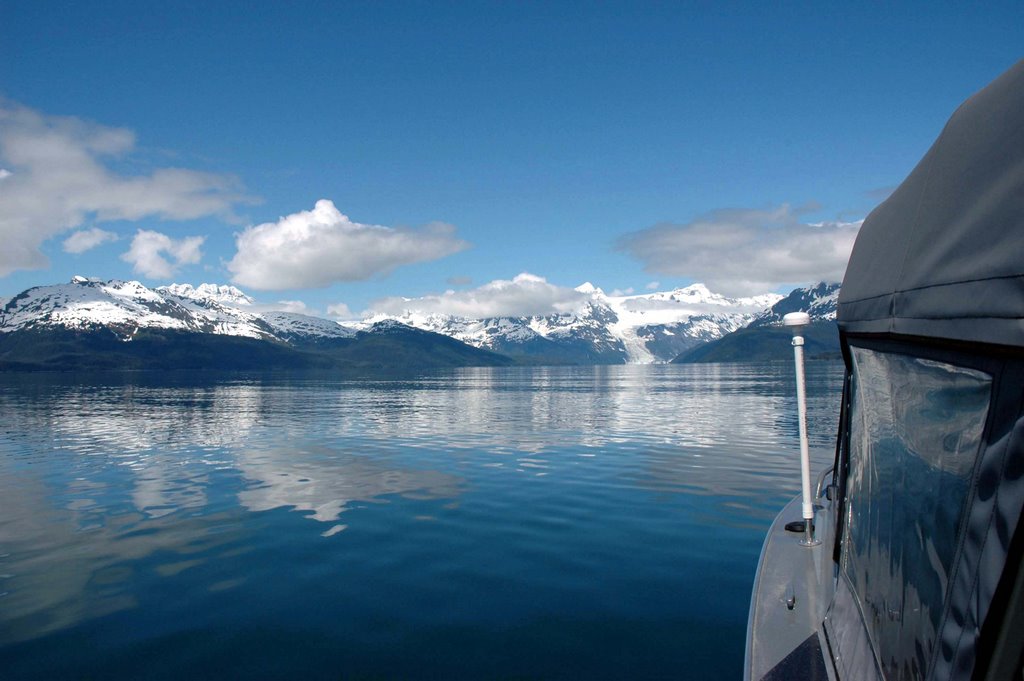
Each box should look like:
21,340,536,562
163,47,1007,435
1,2,1021,318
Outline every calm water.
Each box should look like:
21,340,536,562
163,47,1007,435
0,363,843,680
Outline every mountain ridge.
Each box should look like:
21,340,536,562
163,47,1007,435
365,283,784,364
0,278,510,371
0,277,838,369
673,283,841,363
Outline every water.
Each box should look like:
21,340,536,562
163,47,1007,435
0,363,843,679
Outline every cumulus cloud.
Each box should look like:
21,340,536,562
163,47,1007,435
617,205,860,296
227,199,469,290
326,302,355,319
369,272,588,318
0,100,251,277
62,227,119,254
121,229,205,279
645,281,660,291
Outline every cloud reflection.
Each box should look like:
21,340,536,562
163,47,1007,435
236,446,463,523
0,362,844,648
0,463,244,643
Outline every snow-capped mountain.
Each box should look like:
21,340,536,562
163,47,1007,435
747,282,840,328
0,277,264,339
259,311,357,342
0,276,357,343
0,277,836,366
157,283,255,307
368,283,784,364
673,282,842,364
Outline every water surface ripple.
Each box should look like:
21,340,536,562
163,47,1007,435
0,363,843,679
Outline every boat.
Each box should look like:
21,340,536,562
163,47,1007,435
745,59,1024,681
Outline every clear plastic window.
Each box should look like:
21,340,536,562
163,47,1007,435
843,347,991,679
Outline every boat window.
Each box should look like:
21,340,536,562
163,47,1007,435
841,346,991,679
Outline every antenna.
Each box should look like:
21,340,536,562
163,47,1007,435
783,312,819,547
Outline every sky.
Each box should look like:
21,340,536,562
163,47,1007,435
1,2,1021,320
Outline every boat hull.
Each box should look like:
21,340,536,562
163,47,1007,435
745,494,837,681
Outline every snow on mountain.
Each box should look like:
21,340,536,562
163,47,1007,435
607,283,781,323
367,283,785,364
152,283,274,339
0,277,352,343
601,284,783,362
1,278,210,338
259,312,356,341
1,277,818,364
674,282,842,364
748,282,840,328
157,283,255,306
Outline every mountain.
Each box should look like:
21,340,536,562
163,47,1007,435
327,320,514,369
0,278,508,371
1,277,278,340
673,283,841,363
258,312,357,345
1,276,830,370
746,281,839,328
0,327,329,372
368,283,783,364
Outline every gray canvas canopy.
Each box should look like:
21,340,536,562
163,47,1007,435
823,60,1024,681
837,59,1024,347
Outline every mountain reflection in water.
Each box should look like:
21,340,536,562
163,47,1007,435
0,363,842,680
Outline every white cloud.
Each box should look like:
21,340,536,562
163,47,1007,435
326,302,355,319
0,101,251,277
121,229,205,279
242,298,321,316
617,205,860,296
369,272,588,318
62,227,119,254
273,300,311,314
227,199,469,291
610,287,635,296
645,281,660,291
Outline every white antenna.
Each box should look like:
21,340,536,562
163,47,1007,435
783,312,819,547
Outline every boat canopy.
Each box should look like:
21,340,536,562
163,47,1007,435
824,60,1024,681
837,59,1024,348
